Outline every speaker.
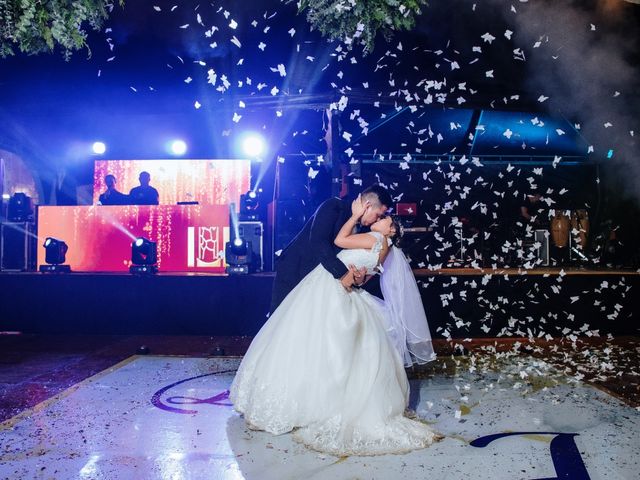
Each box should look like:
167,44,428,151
1,222,37,271
238,221,264,272
534,229,549,266
7,193,34,222
269,199,310,262
276,159,310,200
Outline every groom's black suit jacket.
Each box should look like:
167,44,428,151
270,197,352,313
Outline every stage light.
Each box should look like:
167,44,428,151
241,134,265,157
170,140,187,156
2,193,10,200
44,238,67,263
607,149,614,159
39,237,71,273
130,237,158,274
92,141,106,155
239,189,261,221
225,236,253,275
8,193,34,222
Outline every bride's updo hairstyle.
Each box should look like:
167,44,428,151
389,215,404,247
374,214,404,247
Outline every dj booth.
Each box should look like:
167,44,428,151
37,204,230,273
2,159,252,274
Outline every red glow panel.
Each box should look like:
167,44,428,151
37,205,230,272
93,159,250,205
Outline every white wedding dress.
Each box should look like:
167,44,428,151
229,232,438,456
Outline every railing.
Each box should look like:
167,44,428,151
281,152,588,165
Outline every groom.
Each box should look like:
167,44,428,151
270,184,392,314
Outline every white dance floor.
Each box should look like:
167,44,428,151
1,355,638,479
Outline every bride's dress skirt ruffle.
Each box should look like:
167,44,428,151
229,265,438,456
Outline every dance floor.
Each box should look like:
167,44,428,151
1,355,638,479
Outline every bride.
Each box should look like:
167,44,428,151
229,197,439,456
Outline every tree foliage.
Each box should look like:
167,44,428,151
0,1,424,60
295,0,428,52
0,0,122,60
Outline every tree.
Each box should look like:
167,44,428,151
0,0,123,60
295,0,428,52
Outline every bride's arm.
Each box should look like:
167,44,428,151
334,219,377,249
334,199,377,250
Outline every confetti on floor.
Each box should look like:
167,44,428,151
1,355,638,479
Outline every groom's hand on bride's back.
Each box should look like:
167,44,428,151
353,266,366,286
341,265,366,292
340,272,353,292
340,266,355,292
